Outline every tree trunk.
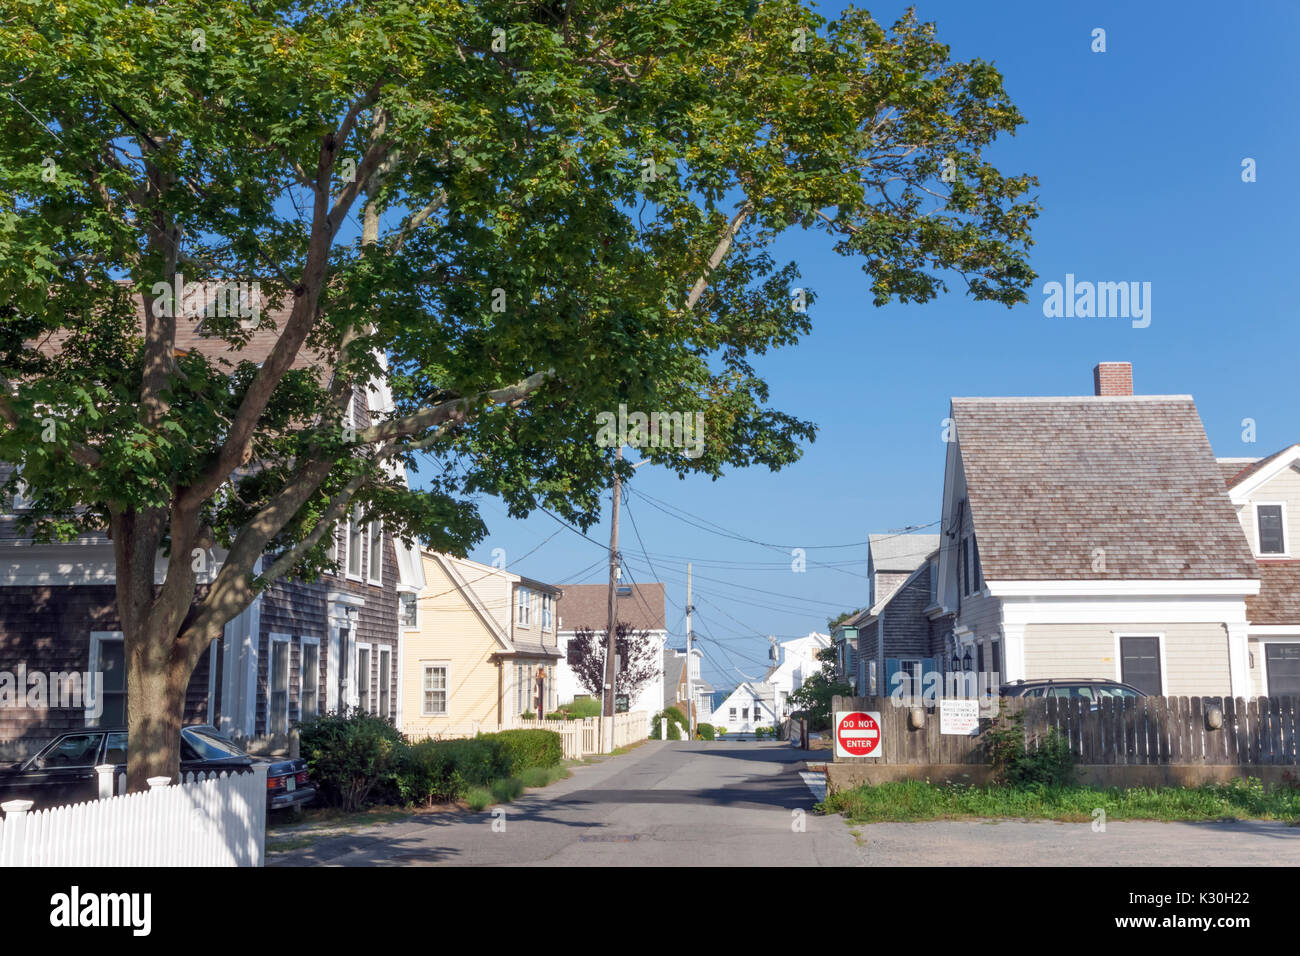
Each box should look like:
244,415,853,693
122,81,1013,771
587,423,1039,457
124,619,190,791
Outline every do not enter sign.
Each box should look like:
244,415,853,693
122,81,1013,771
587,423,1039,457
835,711,882,759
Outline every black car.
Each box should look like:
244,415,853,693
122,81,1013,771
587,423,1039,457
1000,678,1147,704
0,724,314,813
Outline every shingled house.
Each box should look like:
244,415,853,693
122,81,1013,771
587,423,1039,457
1221,444,1300,696
929,362,1261,699
0,304,422,758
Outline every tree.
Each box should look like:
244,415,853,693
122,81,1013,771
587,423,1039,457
827,608,865,631
787,646,851,730
0,1,1037,787
567,623,659,704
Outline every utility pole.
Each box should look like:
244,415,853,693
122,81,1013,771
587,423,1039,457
602,447,624,751
686,561,694,737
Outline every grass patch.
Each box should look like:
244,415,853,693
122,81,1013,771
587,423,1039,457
519,765,570,788
491,776,525,802
819,778,1300,824
465,786,494,812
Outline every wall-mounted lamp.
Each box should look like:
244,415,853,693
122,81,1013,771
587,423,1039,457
962,648,973,672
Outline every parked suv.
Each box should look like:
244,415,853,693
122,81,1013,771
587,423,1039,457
1000,679,1147,703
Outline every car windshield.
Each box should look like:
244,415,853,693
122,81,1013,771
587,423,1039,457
181,728,248,760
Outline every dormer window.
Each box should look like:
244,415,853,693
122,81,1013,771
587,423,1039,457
1256,503,1288,556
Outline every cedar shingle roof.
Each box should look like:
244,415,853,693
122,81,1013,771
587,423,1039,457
1219,446,1300,489
1246,562,1300,624
557,581,666,633
952,396,1259,581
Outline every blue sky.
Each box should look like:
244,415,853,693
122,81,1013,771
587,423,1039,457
446,1,1300,689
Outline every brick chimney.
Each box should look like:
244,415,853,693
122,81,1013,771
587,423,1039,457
1093,362,1133,397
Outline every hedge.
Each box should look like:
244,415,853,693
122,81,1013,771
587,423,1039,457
696,722,715,740
298,710,406,811
489,729,563,771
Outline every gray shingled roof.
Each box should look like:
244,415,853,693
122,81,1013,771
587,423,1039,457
868,533,940,572
952,396,1258,581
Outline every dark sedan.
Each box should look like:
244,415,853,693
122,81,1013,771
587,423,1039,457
0,724,314,813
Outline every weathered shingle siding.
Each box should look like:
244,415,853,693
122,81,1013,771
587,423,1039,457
882,570,932,658
0,585,210,754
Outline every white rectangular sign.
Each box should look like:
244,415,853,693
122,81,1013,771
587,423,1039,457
940,698,980,736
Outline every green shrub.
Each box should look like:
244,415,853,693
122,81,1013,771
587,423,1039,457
394,735,512,805
544,711,567,720
984,712,1076,788
519,765,568,788
649,707,688,740
696,723,715,740
488,729,563,770
465,786,493,812
520,711,536,720
716,726,727,737
563,696,602,718
298,709,406,811
755,726,769,739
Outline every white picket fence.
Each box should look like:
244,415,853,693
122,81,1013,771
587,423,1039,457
0,765,267,867
414,712,649,761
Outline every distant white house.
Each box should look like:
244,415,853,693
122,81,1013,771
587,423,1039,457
555,582,666,727
710,681,779,733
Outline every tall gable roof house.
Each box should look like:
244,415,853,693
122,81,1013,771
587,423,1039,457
933,362,1261,699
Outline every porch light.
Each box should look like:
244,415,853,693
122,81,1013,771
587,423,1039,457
951,654,961,672
962,649,973,671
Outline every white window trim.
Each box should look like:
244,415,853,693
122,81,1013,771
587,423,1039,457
1253,501,1291,557
366,520,384,585
354,641,373,712
87,631,124,728
345,507,364,582
516,586,531,628
399,590,420,630
267,633,291,735
1255,637,1300,697
299,636,321,721
422,662,450,717
1113,632,1169,697
376,646,392,720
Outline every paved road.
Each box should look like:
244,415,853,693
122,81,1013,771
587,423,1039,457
269,741,1298,866
270,739,860,866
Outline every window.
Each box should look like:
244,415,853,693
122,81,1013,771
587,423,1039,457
367,520,383,583
104,732,127,765
729,707,736,719
742,707,749,721
1256,504,1287,555
268,635,290,734
400,592,418,628
89,632,126,727
541,593,553,630
1265,643,1300,696
899,659,922,698
328,521,339,565
300,639,320,719
517,587,531,626
377,647,391,720
39,734,104,768
423,665,448,715
356,644,372,712
868,660,878,695
1118,635,1163,696
347,505,363,578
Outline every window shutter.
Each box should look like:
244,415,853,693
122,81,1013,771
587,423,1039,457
884,658,901,697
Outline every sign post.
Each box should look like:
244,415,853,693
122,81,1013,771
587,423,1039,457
834,710,882,759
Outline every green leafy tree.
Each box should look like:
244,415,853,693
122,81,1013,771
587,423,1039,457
0,1,1036,787
788,646,853,730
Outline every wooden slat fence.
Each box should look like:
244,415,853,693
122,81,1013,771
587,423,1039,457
830,695,1300,766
